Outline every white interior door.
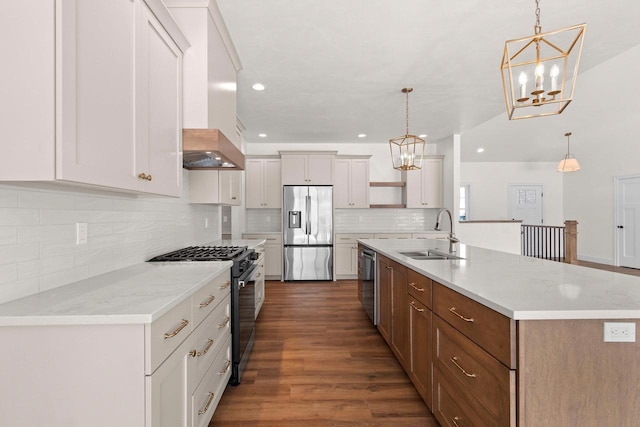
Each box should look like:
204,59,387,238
508,185,544,225
616,176,640,268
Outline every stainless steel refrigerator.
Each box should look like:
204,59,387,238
283,185,333,281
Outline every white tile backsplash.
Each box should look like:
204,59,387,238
245,209,282,233
334,208,440,232
0,170,220,304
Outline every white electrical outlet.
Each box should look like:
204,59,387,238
603,322,636,342
358,216,363,222
76,222,88,245
205,218,209,228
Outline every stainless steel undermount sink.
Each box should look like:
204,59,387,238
399,250,464,260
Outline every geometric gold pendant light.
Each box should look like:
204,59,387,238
389,88,425,170
557,132,580,172
501,0,586,120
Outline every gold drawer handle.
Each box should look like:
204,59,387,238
218,316,230,329
409,282,424,292
137,173,153,181
198,392,215,415
385,266,392,270
219,359,231,375
450,356,476,378
199,295,216,308
220,281,231,290
256,273,262,278
410,301,425,312
198,338,214,357
163,319,189,339
451,416,463,427
448,307,474,323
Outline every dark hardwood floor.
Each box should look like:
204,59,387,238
209,280,438,426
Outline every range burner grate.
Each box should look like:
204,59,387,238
148,245,248,262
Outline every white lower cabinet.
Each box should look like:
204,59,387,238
335,234,374,279
243,234,282,280
0,270,231,427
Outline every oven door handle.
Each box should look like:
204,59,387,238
237,264,258,290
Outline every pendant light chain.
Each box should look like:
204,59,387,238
405,89,410,135
534,0,541,34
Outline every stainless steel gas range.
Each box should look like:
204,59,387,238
148,245,258,385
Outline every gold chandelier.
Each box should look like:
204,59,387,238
501,0,586,120
557,132,580,172
389,88,425,170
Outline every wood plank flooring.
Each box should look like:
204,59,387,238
209,280,438,427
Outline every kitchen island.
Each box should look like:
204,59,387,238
360,238,640,427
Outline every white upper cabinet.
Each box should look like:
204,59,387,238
280,152,336,185
334,157,370,208
135,2,183,196
1,0,188,195
245,157,282,208
189,170,241,205
403,156,444,208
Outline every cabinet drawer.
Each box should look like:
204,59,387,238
335,233,374,244
147,297,193,374
433,370,493,427
189,295,231,383
434,316,515,426
407,268,432,309
192,335,232,427
192,271,231,327
374,233,412,239
432,282,516,368
243,233,282,244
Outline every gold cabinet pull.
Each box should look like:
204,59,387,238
410,301,425,312
197,338,214,356
385,266,392,270
188,349,197,357
448,307,474,323
163,319,189,339
137,173,153,181
198,392,215,415
451,416,463,427
450,356,476,378
218,316,230,329
199,295,216,308
409,282,424,292
219,359,231,375
220,281,231,290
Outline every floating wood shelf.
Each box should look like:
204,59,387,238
370,204,406,209
370,181,405,187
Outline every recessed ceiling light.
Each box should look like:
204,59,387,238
418,134,427,138
258,133,267,138
477,148,485,153
252,83,265,91
358,134,367,138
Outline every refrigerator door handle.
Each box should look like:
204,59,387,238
305,195,311,235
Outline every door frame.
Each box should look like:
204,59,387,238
613,174,640,267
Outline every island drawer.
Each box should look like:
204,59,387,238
433,316,515,426
433,368,493,427
192,271,231,327
146,296,193,374
407,268,432,309
433,282,516,368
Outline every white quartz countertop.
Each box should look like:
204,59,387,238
0,261,232,326
359,239,640,320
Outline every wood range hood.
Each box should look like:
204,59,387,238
182,129,245,170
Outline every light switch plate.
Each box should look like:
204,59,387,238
76,222,88,245
603,322,636,342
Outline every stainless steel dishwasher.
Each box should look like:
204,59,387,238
359,246,377,324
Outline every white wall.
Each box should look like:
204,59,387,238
460,162,564,225
0,170,221,304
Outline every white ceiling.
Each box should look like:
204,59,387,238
216,0,640,161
